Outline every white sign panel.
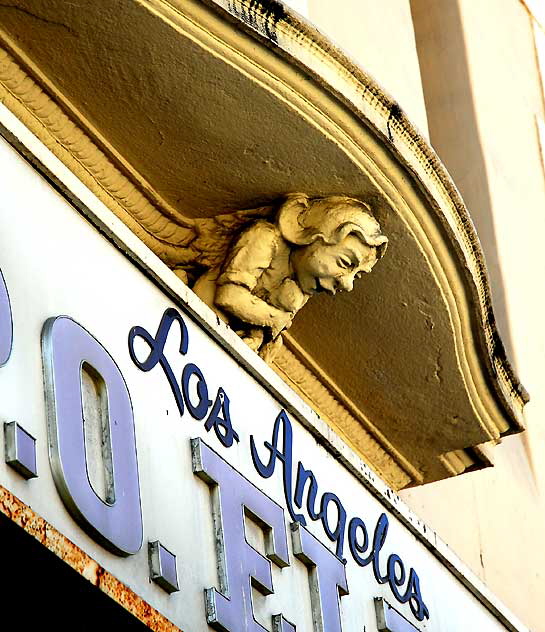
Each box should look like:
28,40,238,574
0,120,518,632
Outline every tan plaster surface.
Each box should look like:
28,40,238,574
405,0,545,629
308,0,429,137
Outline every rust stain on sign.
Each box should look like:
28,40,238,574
0,485,182,632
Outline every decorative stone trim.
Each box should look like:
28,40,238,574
439,450,477,477
0,43,196,267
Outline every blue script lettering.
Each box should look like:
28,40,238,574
252,410,430,621
129,308,239,447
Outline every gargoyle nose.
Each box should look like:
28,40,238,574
338,276,354,292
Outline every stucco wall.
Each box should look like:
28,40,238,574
290,0,430,135
402,1,545,630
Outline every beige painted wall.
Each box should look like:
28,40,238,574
402,1,545,630
305,0,429,136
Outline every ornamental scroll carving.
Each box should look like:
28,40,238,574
172,194,388,361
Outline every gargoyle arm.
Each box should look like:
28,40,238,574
215,284,291,337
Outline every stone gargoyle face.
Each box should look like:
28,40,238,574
291,233,379,296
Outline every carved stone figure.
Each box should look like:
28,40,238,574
173,194,387,360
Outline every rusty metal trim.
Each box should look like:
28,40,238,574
0,484,182,632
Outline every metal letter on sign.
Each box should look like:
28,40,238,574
0,268,13,367
192,438,291,632
42,316,143,556
291,522,349,632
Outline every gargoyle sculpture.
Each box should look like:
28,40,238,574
172,194,388,361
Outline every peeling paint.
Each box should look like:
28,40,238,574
0,485,182,632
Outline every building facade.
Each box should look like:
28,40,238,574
0,1,543,631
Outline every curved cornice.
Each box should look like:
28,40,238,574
0,42,417,490
0,0,528,485
193,0,528,425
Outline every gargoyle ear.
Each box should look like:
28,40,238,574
277,193,312,245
